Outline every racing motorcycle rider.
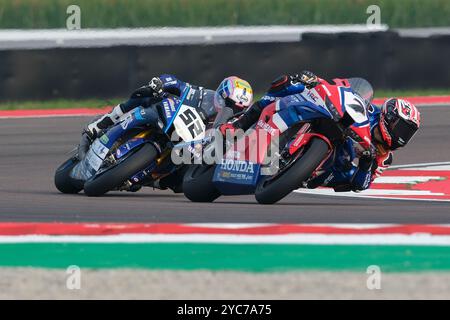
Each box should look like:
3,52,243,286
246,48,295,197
85,74,253,192
219,71,421,192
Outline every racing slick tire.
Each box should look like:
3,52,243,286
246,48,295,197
83,143,158,197
182,164,221,202
54,157,84,194
255,138,329,204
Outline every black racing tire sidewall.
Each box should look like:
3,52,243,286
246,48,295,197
255,138,330,204
83,143,158,197
54,157,84,194
182,164,221,202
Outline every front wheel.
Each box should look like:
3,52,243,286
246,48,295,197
84,143,158,197
182,165,221,202
54,157,84,194
255,138,330,204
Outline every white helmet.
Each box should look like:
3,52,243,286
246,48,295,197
214,76,253,112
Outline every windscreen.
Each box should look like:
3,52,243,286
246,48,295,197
198,89,217,122
347,78,374,107
212,106,235,128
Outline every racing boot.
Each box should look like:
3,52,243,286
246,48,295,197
157,169,186,193
150,178,183,193
86,104,124,138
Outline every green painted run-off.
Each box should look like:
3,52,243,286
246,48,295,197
0,243,449,272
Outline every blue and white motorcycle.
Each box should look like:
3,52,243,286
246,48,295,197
54,87,216,196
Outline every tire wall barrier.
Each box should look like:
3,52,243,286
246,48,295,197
0,32,449,101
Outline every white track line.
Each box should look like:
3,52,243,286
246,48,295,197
0,233,449,245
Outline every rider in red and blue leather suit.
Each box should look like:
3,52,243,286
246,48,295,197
306,103,391,192
222,71,420,193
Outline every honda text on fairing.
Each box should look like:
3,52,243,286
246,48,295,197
182,78,375,204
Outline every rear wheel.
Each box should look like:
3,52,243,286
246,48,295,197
54,157,84,194
84,144,158,197
182,165,221,202
255,138,329,204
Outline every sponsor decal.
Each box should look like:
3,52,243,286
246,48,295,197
134,108,145,120
120,113,133,130
257,120,276,136
323,172,335,186
91,140,108,158
220,159,255,174
221,171,231,178
292,134,305,148
287,95,301,103
261,95,276,103
237,93,249,104
99,134,109,145
306,90,319,103
168,98,177,112
163,101,172,119
186,87,196,101
187,144,202,159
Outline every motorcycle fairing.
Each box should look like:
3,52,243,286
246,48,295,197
115,137,150,160
160,97,180,126
101,107,160,150
212,159,261,195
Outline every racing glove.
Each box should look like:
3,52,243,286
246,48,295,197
267,71,318,95
130,77,164,99
295,70,319,89
265,71,318,102
232,100,265,132
350,154,375,191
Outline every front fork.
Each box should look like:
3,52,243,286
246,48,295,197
286,123,334,178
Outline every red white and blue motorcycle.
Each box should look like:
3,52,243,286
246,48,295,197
182,78,374,204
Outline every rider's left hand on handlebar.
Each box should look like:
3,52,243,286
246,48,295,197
291,70,319,89
359,145,377,171
149,77,164,96
366,143,378,158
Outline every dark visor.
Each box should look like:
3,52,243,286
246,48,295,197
389,117,418,147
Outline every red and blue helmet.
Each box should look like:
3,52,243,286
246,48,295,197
379,98,421,150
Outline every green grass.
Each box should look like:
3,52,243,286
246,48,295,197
0,0,449,29
1,88,449,111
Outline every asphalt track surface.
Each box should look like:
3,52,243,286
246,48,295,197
1,105,449,223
